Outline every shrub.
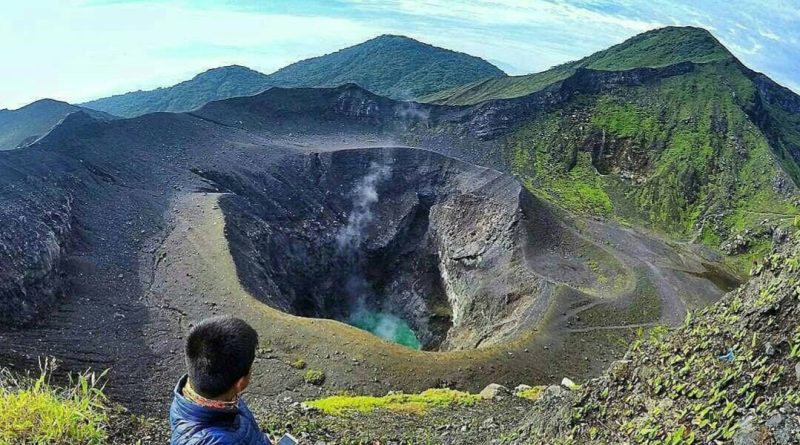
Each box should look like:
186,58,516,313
0,359,109,445
303,369,325,386
290,359,306,370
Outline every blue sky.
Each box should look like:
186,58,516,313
1,0,798,109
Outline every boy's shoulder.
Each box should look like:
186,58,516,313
170,396,270,445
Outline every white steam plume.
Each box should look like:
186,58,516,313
336,162,390,252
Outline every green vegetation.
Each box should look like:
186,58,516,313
516,386,546,401
290,358,307,370
509,115,613,216
536,236,800,444
83,35,504,117
0,362,108,445
82,65,273,117
303,369,326,386
423,26,731,106
269,35,503,100
504,57,799,262
304,389,481,416
581,26,730,71
422,64,574,105
425,27,800,264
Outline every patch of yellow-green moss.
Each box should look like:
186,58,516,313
304,388,481,416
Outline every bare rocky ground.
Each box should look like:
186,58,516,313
108,395,534,445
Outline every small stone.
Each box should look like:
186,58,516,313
765,414,783,429
795,362,800,382
733,416,757,445
479,383,510,400
561,377,578,390
514,384,532,395
608,360,631,381
765,342,776,356
460,424,468,432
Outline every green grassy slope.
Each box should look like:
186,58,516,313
503,60,799,265
419,26,800,267
82,35,504,117
422,26,732,105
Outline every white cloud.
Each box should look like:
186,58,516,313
0,0,797,108
759,29,781,41
0,1,380,108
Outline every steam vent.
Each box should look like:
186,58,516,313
203,147,575,351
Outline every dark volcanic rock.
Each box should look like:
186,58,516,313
0,99,115,150
200,147,573,350
0,184,73,325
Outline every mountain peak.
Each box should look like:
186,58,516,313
0,99,84,150
581,25,733,71
190,65,268,82
364,34,426,46
424,26,736,105
3,98,74,113
268,34,505,99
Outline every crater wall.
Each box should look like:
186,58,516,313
196,147,617,350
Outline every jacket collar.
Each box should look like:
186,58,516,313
173,374,240,425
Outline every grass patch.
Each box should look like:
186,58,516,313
303,369,326,386
516,386,546,401
0,360,108,445
304,388,481,416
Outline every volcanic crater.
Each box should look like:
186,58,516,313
198,147,617,351
0,85,741,410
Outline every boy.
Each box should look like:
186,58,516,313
170,316,272,445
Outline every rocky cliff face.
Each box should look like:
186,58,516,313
0,185,73,325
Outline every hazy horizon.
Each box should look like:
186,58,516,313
1,0,799,110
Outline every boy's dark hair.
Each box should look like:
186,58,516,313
185,316,259,398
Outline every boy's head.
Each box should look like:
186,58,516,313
185,316,259,398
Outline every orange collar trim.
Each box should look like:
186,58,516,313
183,380,239,411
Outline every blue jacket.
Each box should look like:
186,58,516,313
170,375,272,445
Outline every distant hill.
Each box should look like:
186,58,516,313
81,35,505,118
268,34,505,99
422,26,732,105
0,99,114,150
81,65,270,118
